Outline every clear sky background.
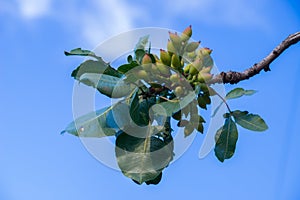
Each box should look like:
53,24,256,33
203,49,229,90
1,0,300,199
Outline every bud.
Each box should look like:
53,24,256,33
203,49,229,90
160,49,171,66
171,54,181,70
181,25,192,42
185,41,200,52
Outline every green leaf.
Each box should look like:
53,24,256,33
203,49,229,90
129,92,157,126
211,102,224,117
135,49,146,64
225,88,257,100
79,73,136,98
117,61,139,74
61,107,116,137
64,48,96,57
232,110,268,132
115,130,173,185
71,60,123,79
214,117,238,162
135,35,150,51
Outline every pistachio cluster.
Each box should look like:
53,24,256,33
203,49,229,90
129,26,214,136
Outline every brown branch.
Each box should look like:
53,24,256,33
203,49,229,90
209,31,300,84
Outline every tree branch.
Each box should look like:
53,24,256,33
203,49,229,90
209,31,300,84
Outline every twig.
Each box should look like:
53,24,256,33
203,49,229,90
209,31,300,84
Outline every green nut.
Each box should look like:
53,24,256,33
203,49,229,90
181,25,192,42
169,32,182,50
167,39,176,54
185,41,200,52
160,49,171,66
135,70,148,80
171,54,181,70
142,54,152,64
174,86,184,96
157,62,171,76
170,74,180,82
189,66,199,76
184,63,191,74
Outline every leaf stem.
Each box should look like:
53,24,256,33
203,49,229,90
214,91,232,113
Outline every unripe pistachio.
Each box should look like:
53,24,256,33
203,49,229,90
200,66,212,73
189,66,199,76
197,72,205,83
174,86,184,96
170,73,180,82
198,47,212,56
192,58,203,71
167,39,176,54
171,54,181,70
187,51,196,60
156,62,171,76
142,63,153,72
169,32,182,50
160,49,171,66
135,70,148,80
185,41,200,52
201,73,213,81
181,25,192,42
142,54,152,64
184,63,191,74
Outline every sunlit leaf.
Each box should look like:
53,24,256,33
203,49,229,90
135,35,150,51
71,60,123,79
61,107,116,137
117,61,139,74
79,73,136,98
115,130,173,185
214,117,238,162
225,88,257,100
64,48,96,57
232,110,268,132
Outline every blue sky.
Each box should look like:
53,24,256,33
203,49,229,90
1,0,300,199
